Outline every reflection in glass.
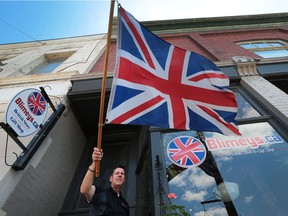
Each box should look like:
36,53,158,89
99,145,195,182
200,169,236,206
239,42,284,49
203,122,288,216
234,90,261,119
162,130,229,215
255,49,288,58
161,122,288,215
33,60,64,74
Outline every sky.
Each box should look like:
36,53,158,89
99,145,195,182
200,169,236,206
0,0,287,45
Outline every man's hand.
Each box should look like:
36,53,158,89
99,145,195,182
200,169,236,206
80,148,104,200
92,147,103,162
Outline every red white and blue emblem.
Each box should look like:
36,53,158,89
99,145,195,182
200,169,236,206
167,136,207,168
106,7,241,136
27,92,47,115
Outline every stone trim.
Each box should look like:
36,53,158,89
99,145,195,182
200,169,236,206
232,56,259,76
241,76,288,126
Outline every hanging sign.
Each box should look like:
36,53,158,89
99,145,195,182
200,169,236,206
167,136,207,168
5,88,48,137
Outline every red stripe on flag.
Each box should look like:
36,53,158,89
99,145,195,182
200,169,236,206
189,72,228,82
199,105,241,135
120,8,155,70
119,57,238,108
111,95,164,124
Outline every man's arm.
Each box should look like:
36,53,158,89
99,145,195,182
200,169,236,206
80,148,103,201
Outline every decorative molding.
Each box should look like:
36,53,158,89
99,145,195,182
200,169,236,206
111,13,288,36
232,56,259,76
200,28,280,37
0,71,78,86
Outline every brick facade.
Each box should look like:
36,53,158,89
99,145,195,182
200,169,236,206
90,28,288,74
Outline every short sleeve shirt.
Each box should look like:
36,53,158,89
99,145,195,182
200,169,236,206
89,186,130,216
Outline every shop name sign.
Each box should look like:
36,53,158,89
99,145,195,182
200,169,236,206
5,88,48,137
206,135,283,151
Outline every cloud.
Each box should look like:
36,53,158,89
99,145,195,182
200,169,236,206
245,195,254,203
188,168,215,188
169,167,215,189
169,168,215,202
194,206,227,216
169,168,189,187
182,190,207,202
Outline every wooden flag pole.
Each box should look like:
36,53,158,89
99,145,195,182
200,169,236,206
95,0,115,177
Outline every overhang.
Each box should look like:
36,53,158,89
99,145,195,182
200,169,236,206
67,76,139,138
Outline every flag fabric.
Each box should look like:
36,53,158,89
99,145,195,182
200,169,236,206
106,6,241,136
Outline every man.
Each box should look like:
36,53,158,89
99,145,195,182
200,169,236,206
80,147,130,215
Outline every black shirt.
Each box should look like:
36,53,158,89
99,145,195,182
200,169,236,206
89,186,129,216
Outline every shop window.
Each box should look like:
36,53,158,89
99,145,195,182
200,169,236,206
161,122,288,216
234,89,261,119
238,40,288,58
156,86,288,215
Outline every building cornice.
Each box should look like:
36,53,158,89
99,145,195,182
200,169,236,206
200,28,282,37
0,71,78,87
140,13,288,34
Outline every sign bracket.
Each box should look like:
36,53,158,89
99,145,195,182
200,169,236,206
12,103,65,170
0,122,27,151
1,85,66,170
40,86,56,112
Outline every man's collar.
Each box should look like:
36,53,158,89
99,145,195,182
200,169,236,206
109,186,122,197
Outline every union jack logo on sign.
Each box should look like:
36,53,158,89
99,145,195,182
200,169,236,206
167,136,207,168
27,92,47,115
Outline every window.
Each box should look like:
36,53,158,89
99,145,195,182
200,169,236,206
156,86,288,216
33,60,64,74
161,122,288,216
234,89,261,119
240,42,283,49
254,50,288,58
31,51,74,74
238,40,288,58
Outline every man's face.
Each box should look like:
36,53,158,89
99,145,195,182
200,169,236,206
110,167,126,187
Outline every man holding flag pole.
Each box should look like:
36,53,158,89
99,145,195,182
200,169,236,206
81,0,240,214
80,147,129,215
81,1,131,215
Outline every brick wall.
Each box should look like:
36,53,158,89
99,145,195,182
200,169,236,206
90,28,288,74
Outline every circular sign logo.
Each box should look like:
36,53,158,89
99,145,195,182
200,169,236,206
167,136,207,168
5,88,48,137
27,91,47,115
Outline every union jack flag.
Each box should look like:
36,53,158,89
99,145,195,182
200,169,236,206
167,136,206,168
106,6,240,136
27,92,47,115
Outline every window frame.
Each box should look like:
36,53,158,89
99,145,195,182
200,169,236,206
31,51,75,74
231,83,288,141
237,40,288,58
148,82,288,215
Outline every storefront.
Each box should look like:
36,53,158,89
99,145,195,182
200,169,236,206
149,86,288,215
